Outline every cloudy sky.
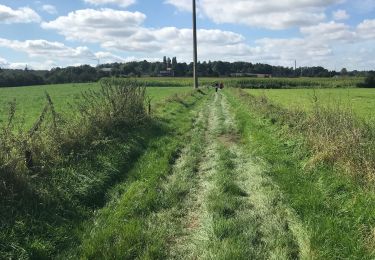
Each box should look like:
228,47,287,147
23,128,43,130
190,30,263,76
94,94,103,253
0,0,374,70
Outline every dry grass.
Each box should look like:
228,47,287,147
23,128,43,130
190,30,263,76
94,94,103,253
236,88,375,185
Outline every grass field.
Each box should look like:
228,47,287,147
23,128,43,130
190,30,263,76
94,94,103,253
0,76,368,128
1,78,374,259
0,83,191,128
247,88,375,121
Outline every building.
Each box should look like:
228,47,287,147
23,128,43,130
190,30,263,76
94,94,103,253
159,67,174,77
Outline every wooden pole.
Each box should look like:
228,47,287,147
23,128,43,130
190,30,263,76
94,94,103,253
192,0,198,89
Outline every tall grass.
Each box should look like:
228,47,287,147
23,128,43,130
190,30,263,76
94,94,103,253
226,89,375,258
227,77,363,89
235,88,375,184
1,78,147,174
121,77,363,89
0,78,149,258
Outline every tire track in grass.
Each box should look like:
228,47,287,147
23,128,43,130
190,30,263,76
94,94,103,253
168,92,312,259
219,93,312,259
166,93,220,259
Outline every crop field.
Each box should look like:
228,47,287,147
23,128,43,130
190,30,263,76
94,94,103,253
1,78,374,259
246,88,375,121
0,82,191,128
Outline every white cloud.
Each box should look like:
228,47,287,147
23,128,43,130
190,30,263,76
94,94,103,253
332,9,349,20
94,51,126,63
165,0,344,29
0,38,133,69
42,4,57,15
164,0,190,12
301,21,356,42
41,7,375,70
42,9,146,42
3,5,373,70
0,38,95,60
41,8,252,61
254,37,333,64
357,19,375,39
0,4,41,24
83,0,136,8
0,56,8,67
6,60,58,70
0,57,58,70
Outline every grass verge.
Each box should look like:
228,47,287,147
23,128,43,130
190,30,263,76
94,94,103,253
0,81,206,259
226,88,375,259
67,90,210,259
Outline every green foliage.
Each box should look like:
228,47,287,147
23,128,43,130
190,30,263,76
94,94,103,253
0,78,152,259
226,90,375,259
0,59,366,88
0,82,191,128
228,77,363,89
0,69,44,87
247,88,375,121
73,89,208,259
362,72,375,88
234,89,375,183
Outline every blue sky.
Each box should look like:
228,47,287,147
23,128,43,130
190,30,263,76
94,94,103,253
0,0,374,70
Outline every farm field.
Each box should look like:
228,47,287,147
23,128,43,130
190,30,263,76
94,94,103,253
247,88,375,121
1,79,374,259
0,76,365,126
0,82,191,128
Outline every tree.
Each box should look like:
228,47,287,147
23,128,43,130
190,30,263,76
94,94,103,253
341,68,348,76
362,71,375,88
167,57,172,69
172,57,177,69
163,56,167,69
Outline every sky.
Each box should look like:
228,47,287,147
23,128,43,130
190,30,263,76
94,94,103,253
0,0,374,70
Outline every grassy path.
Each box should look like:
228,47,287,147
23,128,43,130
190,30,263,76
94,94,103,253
165,92,310,259
73,89,372,259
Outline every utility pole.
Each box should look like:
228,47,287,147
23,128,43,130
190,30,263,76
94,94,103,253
192,0,198,89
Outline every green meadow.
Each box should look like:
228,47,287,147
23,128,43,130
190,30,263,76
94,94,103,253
246,88,375,121
0,83,191,128
1,78,374,259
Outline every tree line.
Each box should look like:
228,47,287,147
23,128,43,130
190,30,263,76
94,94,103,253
0,58,371,88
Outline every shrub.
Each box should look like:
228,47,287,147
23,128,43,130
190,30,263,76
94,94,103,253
0,78,148,200
358,72,375,88
235,89,375,184
364,72,375,88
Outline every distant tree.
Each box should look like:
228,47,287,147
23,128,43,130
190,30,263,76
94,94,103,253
341,68,348,76
172,57,177,69
154,62,163,76
362,71,375,88
213,61,226,76
167,57,172,69
163,56,167,69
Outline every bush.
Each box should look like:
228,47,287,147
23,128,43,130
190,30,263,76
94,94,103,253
0,77,148,202
0,78,150,258
235,89,375,183
364,72,375,88
358,72,375,88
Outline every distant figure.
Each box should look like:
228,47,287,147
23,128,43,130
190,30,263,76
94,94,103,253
214,82,219,92
219,82,224,89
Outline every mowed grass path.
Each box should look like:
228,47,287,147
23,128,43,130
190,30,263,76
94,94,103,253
246,88,375,121
0,83,191,128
